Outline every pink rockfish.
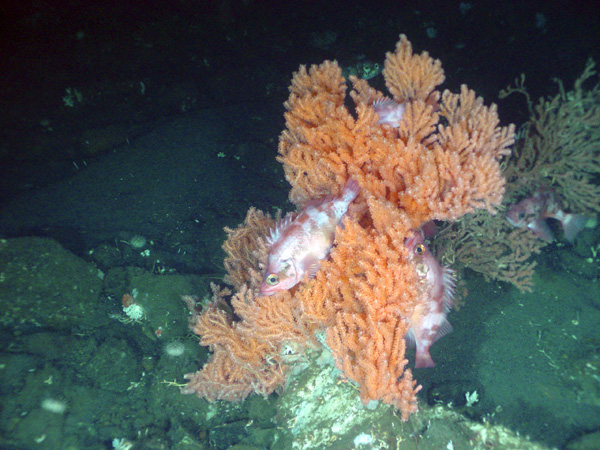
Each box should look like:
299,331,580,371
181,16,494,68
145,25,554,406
506,189,588,242
259,179,360,296
405,230,455,368
372,97,406,127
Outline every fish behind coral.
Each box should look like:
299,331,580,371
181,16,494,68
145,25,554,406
506,189,589,242
259,179,360,296
342,60,382,80
405,230,455,368
372,97,406,128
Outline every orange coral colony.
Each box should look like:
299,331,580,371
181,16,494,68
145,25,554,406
182,35,514,420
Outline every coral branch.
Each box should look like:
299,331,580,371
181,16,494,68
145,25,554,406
183,35,514,420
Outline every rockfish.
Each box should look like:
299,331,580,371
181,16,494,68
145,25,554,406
405,230,455,368
506,189,588,242
372,97,406,127
259,179,360,296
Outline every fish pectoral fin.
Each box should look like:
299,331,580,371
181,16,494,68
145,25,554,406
302,256,322,279
432,318,453,344
529,219,554,242
405,327,416,348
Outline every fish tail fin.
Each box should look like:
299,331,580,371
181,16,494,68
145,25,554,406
342,178,360,202
562,214,588,242
415,348,435,368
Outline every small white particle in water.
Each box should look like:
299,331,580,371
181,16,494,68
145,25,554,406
129,235,147,248
123,303,145,321
353,433,374,446
41,398,67,414
164,341,186,357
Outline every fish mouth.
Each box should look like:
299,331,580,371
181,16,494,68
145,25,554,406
258,285,276,297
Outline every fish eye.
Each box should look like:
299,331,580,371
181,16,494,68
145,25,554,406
266,274,279,285
414,244,426,255
518,211,525,219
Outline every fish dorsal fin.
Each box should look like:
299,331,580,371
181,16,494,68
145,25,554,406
266,213,295,246
372,97,396,108
305,196,331,208
442,267,455,312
